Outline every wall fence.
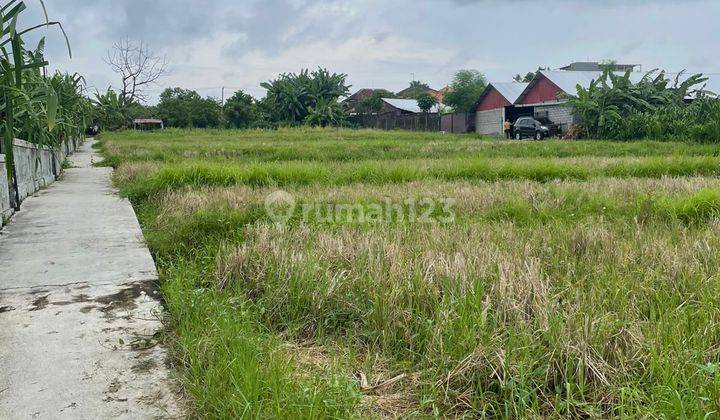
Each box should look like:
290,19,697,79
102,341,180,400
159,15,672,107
1,137,81,224
349,112,474,134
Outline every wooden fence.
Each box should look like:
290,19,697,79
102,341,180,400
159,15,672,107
440,112,474,134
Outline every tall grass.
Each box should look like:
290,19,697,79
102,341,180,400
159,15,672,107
103,128,720,418
98,127,720,167
116,155,720,202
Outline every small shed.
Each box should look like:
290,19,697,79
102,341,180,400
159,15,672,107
474,82,528,135
132,118,164,130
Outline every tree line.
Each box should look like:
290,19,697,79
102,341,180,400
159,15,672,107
94,67,492,130
95,67,352,130
92,36,494,131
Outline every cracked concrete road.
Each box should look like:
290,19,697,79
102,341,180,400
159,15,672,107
0,140,184,419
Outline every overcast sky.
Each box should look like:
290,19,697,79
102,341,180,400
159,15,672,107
22,0,720,104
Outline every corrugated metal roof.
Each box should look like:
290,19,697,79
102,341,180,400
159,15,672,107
539,70,720,98
515,69,720,105
540,70,646,96
518,70,673,104
491,82,529,104
381,98,447,113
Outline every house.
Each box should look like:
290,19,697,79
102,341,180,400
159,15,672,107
474,82,529,135
342,88,386,114
379,98,447,115
395,85,439,100
433,86,452,103
515,69,720,133
474,63,720,136
514,70,650,133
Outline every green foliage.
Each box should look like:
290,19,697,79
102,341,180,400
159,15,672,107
397,80,431,99
156,87,221,128
45,72,92,140
161,261,361,418
92,88,158,131
443,69,488,112
416,92,438,113
357,89,394,114
305,96,345,127
92,87,129,130
513,67,549,83
223,90,255,128
1,0,90,188
513,72,535,83
568,68,714,140
260,67,349,126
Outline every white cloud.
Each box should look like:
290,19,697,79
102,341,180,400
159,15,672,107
159,32,457,101
22,0,720,103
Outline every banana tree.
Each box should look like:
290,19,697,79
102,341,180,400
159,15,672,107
567,67,707,139
0,0,71,209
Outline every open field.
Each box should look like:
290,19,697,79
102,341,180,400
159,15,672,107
101,128,720,418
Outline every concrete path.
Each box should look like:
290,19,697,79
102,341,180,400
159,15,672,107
0,140,183,419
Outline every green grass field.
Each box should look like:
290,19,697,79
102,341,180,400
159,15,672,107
101,127,720,418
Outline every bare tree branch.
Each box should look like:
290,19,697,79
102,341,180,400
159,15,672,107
104,38,167,104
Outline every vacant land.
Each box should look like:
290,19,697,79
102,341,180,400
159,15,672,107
101,128,720,418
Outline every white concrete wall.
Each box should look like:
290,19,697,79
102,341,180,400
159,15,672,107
0,154,11,223
476,109,504,136
534,103,578,132
1,138,81,225
13,139,57,203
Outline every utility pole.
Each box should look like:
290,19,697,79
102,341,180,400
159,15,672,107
221,87,225,106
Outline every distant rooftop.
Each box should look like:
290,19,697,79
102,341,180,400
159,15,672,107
487,82,529,104
559,61,640,72
516,70,719,104
381,98,449,114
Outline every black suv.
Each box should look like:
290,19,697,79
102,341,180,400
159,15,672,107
513,117,550,140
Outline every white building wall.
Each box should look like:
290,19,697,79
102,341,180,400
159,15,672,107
476,109,504,136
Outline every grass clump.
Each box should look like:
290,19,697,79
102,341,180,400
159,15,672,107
162,259,361,418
